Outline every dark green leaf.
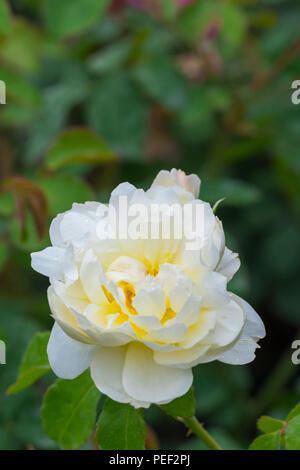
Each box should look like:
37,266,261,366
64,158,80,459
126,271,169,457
42,370,100,450
97,398,146,450
0,241,8,271
87,39,132,75
0,68,41,107
86,75,147,159
45,128,115,171
133,57,188,111
7,332,51,395
39,174,94,216
44,0,110,38
161,388,196,418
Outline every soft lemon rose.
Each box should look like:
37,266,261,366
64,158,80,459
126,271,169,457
31,169,265,408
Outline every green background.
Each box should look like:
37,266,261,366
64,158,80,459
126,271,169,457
0,0,300,450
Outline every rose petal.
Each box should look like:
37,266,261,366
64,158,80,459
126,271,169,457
91,345,149,407
122,342,193,404
47,322,96,379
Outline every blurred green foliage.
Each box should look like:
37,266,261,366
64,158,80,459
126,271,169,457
0,0,300,450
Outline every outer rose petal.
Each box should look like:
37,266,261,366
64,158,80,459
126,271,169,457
122,342,193,404
152,168,201,198
204,299,245,347
47,322,97,379
217,247,240,282
196,295,266,365
218,295,265,365
31,247,65,280
91,346,149,408
49,213,64,247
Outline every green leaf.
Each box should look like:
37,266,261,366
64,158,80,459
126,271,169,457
97,398,146,450
0,241,8,271
0,191,15,216
42,370,100,450
161,388,196,418
7,332,51,395
287,402,300,423
44,0,110,38
160,0,178,22
257,416,285,434
87,38,133,75
87,75,147,160
133,57,188,111
286,415,300,450
0,103,36,128
178,1,220,44
39,174,94,216
0,19,41,72
45,128,115,171
10,209,49,253
25,72,89,164
249,432,280,450
0,68,41,107
0,0,11,34
222,4,246,48
178,1,246,49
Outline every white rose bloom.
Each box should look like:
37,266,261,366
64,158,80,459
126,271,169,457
31,169,265,408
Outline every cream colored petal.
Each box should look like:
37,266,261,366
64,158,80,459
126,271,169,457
106,256,147,284
47,322,96,379
133,278,166,320
49,213,64,247
199,271,230,308
130,315,161,331
59,210,96,245
72,307,135,347
180,310,216,348
122,342,193,404
154,343,210,368
146,323,188,344
31,247,65,280
204,299,245,348
80,249,107,304
91,346,131,403
48,286,78,330
51,279,89,314
151,168,201,198
216,247,240,282
217,295,265,365
169,293,202,327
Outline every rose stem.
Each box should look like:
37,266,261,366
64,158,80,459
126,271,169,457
181,416,223,450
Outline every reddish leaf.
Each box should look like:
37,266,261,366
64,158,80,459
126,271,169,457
1,176,48,239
